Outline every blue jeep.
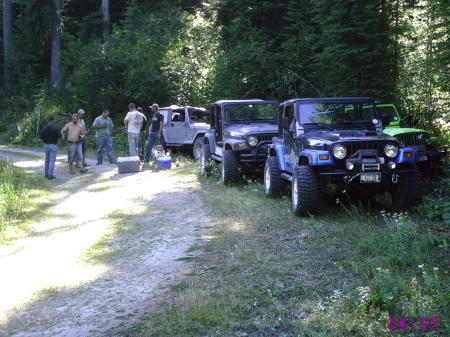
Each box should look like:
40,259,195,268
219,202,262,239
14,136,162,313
264,97,423,215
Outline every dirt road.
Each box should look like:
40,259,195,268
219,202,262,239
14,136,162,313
0,146,209,337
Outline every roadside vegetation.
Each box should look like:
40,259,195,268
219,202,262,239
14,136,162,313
0,160,48,244
123,161,449,337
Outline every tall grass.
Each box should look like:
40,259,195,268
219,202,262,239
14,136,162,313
0,160,46,242
124,163,449,337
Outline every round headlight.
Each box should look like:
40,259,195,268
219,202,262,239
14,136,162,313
332,144,347,159
384,144,399,158
247,136,258,147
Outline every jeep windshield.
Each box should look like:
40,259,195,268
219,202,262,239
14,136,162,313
224,103,278,123
374,105,399,123
298,102,377,129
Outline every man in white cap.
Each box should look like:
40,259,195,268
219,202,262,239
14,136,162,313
76,108,89,168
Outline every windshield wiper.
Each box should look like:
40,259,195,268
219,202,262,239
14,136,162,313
303,123,333,130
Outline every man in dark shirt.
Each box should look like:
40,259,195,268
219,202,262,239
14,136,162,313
144,103,167,163
39,116,62,179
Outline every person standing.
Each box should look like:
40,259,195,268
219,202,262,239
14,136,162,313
77,109,89,168
39,116,62,179
144,103,166,163
137,107,147,160
93,109,115,165
124,103,146,157
61,113,88,174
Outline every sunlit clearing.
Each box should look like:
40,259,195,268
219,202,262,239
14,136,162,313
0,162,185,325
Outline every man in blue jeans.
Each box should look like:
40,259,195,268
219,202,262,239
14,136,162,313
145,104,167,163
39,116,62,179
93,109,116,165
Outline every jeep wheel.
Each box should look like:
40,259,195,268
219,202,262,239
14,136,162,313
291,165,319,216
221,150,240,185
389,171,423,210
199,143,211,174
264,156,285,197
193,136,204,160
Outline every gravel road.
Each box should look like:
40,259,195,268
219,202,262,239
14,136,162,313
0,146,209,337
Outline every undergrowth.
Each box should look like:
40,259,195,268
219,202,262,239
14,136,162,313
0,160,48,243
122,162,448,337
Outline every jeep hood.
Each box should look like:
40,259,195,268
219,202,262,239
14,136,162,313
383,127,428,136
224,122,278,135
303,129,398,143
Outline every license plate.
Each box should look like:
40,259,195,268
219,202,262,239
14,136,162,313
419,155,427,162
360,172,381,183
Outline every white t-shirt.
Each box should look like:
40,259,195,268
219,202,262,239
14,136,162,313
124,110,147,134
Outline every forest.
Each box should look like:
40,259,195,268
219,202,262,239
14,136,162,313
0,0,448,146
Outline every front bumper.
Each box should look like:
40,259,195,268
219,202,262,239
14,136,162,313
239,140,272,165
319,169,417,183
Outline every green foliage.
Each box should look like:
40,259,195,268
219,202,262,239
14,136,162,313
421,161,450,224
0,0,448,149
0,160,47,240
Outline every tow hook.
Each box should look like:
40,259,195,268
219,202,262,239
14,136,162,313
392,173,399,184
345,173,360,183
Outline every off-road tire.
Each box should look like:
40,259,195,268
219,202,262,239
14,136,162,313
291,165,319,216
192,136,204,160
264,156,286,197
221,150,240,185
199,143,211,174
389,171,423,210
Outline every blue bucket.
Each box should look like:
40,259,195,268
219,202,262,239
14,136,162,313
156,156,172,169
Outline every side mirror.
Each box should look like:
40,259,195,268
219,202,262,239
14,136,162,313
280,117,289,130
381,115,391,128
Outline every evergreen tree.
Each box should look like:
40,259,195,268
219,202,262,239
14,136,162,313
50,0,62,88
2,0,13,96
312,0,396,100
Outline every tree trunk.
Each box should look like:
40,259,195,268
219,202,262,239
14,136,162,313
102,0,110,50
3,0,13,95
50,0,62,88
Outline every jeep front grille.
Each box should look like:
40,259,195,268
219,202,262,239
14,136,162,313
256,134,277,143
395,133,427,147
341,142,385,157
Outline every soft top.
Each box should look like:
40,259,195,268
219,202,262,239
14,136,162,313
282,97,376,105
214,99,278,105
160,105,206,111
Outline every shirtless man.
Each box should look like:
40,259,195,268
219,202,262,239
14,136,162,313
61,113,88,174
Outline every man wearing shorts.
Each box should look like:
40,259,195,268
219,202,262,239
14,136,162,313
61,113,88,174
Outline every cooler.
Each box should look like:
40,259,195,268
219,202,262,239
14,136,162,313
117,156,140,173
156,157,172,169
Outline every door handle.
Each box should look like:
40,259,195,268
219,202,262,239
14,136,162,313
171,123,174,127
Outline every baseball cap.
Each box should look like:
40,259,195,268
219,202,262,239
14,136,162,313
78,109,85,115
47,116,55,121
150,103,159,110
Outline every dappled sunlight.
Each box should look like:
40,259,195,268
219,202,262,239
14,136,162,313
227,221,248,233
0,150,205,333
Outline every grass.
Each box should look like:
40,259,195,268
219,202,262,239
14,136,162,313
122,162,449,337
0,160,49,244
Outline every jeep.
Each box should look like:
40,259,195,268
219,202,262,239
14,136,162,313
159,105,209,159
375,103,443,174
265,97,423,215
200,99,279,184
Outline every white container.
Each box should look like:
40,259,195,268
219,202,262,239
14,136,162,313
117,156,140,173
